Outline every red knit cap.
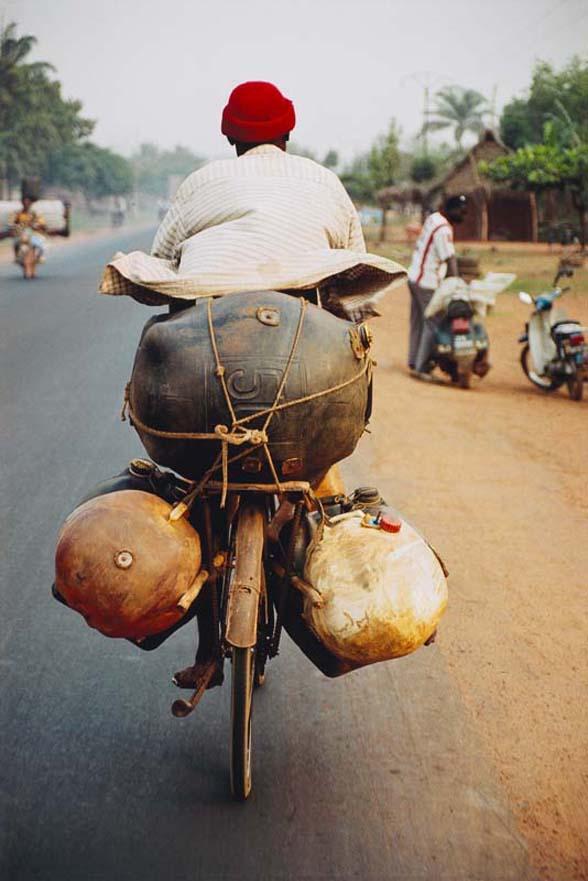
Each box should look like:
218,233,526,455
221,81,296,142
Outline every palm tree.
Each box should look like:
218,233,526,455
0,22,35,69
0,22,55,194
424,86,489,149
0,21,54,84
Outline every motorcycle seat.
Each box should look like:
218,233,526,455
551,320,582,340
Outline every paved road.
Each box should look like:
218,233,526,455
0,231,530,881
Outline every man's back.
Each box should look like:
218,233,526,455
100,82,405,306
151,145,365,276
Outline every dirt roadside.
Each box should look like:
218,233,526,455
361,278,588,880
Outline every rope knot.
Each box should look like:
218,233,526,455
213,425,268,446
248,429,267,445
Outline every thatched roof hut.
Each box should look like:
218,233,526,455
376,183,425,211
425,130,538,242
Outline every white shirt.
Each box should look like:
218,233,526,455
152,144,366,266
100,146,406,307
407,211,455,290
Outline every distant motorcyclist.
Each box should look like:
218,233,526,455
0,196,70,279
407,195,467,380
9,197,48,278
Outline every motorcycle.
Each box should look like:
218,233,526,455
0,200,71,279
13,225,46,279
424,273,515,389
431,297,489,388
518,266,587,401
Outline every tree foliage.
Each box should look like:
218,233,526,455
481,122,588,243
500,58,588,149
0,21,132,198
340,154,373,203
424,86,489,148
323,149,339,170
46,143,133,198
131,143,205,196
367,121,401,191
410,154,437,183
0,22,94,185
339,123,401,204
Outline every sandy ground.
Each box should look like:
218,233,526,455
360,277,588,880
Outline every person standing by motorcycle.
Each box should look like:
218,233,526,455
407,195,467,380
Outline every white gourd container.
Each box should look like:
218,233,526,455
303,511,448,665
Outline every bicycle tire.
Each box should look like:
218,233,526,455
230,645,255,800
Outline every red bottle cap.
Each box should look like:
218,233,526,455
378,515,402,533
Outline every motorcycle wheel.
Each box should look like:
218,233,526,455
230,646,255,801
567,373,584,401
457,371,471,390
520,345,563,392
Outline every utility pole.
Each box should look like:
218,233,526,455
423,83,430,156
490,84,498,133
401,71,449,157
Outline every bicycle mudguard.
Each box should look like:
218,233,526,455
225,502,265,649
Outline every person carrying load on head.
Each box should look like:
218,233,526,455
407,195,467,381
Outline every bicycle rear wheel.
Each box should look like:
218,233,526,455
226,499,266,800
230,645,255,800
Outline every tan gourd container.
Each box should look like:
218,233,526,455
304,511,447,665
55,490,202,639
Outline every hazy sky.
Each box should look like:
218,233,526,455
9,0,588,161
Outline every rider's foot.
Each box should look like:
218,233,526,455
172,659,224,690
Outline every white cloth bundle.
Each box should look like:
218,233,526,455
425,272,517,319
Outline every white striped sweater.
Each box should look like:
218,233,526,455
100,145,406,309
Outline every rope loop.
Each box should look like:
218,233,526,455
213,424,268,446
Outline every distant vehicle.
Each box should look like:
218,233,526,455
110,195,127,228
518,265,587,401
